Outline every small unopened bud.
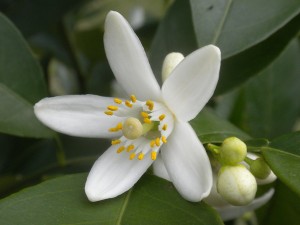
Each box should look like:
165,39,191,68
250,158,271,179
162,52,184,82
220,137,247,165
122,117,143,140
217,165,257,206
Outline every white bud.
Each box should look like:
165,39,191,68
217,165,257,206
162,52,184,82
122,117,143,140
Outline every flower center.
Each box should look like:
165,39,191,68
104,94,174,161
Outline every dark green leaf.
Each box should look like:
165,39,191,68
270,131,300,156
190,0,300,58
262,147,300,196
0,13,53,138
0,174,223,225
191,108,250,144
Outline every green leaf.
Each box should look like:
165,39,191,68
0,174,224,225
216,14,300,94
0,13,53,138
149,0,197,83
191,108,250,144
190,0,300,58
262,147,300,197
270,131,300,156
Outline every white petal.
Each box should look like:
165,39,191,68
161,121,213,202
216,188,275,221
85,145,153,201
162,45,220,122
152,155,171,181
34,95,123,138
104,11,161,101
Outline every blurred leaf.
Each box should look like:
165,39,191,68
270,131,300,155
0,13,53,138
262,147,300,197
216,13,300,94
260,182,300,225
149,0,197,83
190,0,300,58
237,39,300,138
0,173,223,225
191,108,250,144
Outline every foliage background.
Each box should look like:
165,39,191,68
0,0,299,224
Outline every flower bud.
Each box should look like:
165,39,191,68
122,117,143,140
249,158,271,179
162,52,184,82
217,165,257,206
220,137,247,165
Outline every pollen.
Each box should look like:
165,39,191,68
138,153,144,160
107,105,118,111
151,151,157,160
146,100,154,110
125,100,133,108
116,122,123,130
109,127,118,132
159,114,166,121
150,140,156,148
155,137,161,147
140,112,149,118
104,111,113,116
130,95,137,103
127,144,135,152
117,146,125,153
144,118,152,124
111,139,121,145
129,153,136,160
114,98,122,104
162,136,167,143
162,124,168,131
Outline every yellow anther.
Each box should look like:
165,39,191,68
127,144,135,152
107,105,118,111
150,140,156,148
144,118,152,124
138,153,144,160
109,127,118,132
105,111,113,116
125,100,133,108
140,112,149,118
130,95,137,103
151,151,157,160
114,98,122,104
155,137,161,147
146,100,154,110
162,136,167,143
129,153,136,160
111,139,121,145
116,122,123,130
162,124,168,131
159,114,166,121
117,146,125,153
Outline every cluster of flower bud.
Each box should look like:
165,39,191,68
207,137,274,206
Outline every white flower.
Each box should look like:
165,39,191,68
34,11,221,202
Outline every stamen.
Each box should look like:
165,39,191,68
129,153,136,160
117,146,125,153
130,95,137,103
162,124,168,131
116,122,123,130
144,118,152,124
151,151,157,160
150,140,156,148
162,136,167,143
107,105,118,111
125,100,133,108
127,144,135,152
109,127,118,132
146,100,154,110
140,112,149,118
159,114,166,121
105,111,113,116
138,153,144,160
114,98,122,104
111,139,121,145
155,137,161,147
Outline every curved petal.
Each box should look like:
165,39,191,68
104,11,161,101
216,188,275,221
34,95,123,138
161,121,213,202
85,145,153,201
152,155,171,181
162,45,221,122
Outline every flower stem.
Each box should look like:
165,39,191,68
54,134,66,167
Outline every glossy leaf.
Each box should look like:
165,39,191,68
0,13,53,138
0,173,223,225
190,108,250,144
190,0,300,58
270,131,300,155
